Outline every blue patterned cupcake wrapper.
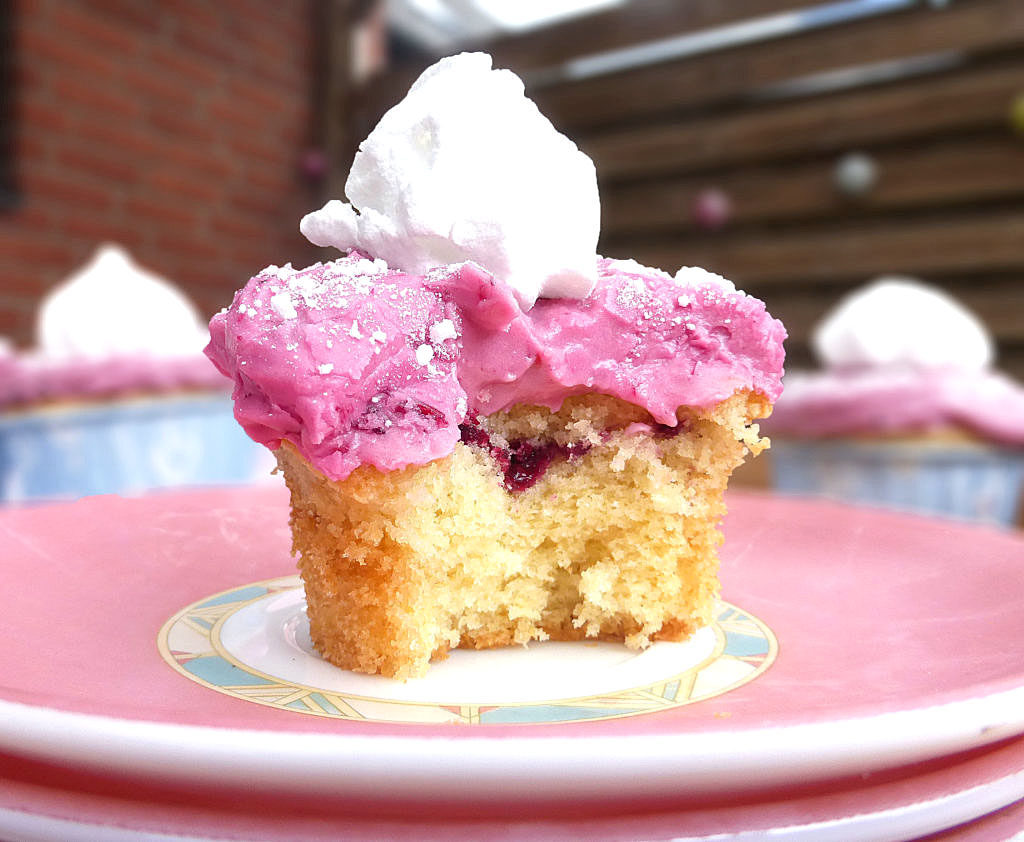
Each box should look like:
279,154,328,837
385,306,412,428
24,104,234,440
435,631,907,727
770,440,1024,527
0,395,271,503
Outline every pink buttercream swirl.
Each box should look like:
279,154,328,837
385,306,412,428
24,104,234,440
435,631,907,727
206,252,786,481
768,366,1024,445
0,353,227,410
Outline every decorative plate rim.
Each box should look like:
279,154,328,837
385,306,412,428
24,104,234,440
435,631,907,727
157,575,778,725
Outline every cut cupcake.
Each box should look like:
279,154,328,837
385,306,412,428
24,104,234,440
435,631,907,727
206,54,786,679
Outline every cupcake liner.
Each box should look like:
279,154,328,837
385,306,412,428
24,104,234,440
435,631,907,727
0,395,273,503
770,440,1024,527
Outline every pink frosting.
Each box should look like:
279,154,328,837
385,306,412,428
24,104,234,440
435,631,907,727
206,252,786,481
0,354,228,410
768,367,1024,445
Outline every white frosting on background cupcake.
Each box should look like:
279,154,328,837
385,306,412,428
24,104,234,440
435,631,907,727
813,277,993,372
37,243,209,360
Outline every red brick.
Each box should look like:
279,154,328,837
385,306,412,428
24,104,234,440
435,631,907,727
14,131,53,167
174,21,242,67
5,203,58,231
162,0,225,35
126,247,194,282
0,234,76,280
205,93,277,134
152,232,226,262
11,54,50,93
158,140,239,182
148,107,220,146
76,0,164,33
226,74,300,116
170,265,218,291
210,214,276,242
220,0,312,44
75,120,168,165
20,171,118,211
227,186,288,218
60,212,148,253
54,74,146,121
16,98,73,134
124,194,202,230
12,0,47,18
227,130,294,170
18,21,122,80
50,5,145,57
128,64,203,112
57,143,142,185
243,161,300,196
8,0,315,325
0,294,36,340
149,42,224,92
146,168,225,204
233,3,313,63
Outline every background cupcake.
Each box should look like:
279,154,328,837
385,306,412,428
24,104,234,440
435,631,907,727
0,244,271,503
766,277,1024,527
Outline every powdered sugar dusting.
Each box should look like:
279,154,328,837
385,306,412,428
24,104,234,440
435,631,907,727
415,344,435,366
429,319,458,343
270,291,297,320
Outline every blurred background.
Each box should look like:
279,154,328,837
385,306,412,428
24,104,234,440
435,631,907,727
2,0,1022,360
1,0,1023,516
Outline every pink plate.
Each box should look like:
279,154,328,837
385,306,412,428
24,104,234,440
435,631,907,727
0,486,1022,810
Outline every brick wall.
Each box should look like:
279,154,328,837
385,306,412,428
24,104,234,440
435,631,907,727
1,0,322,345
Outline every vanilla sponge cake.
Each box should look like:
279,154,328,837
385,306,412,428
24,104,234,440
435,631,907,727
205,53,786,678
277,391,769,679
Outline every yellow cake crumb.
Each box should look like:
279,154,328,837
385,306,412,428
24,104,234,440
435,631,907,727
276,390,771,679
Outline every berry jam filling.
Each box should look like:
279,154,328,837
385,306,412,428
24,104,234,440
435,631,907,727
459,424,592,492
653,417,691,439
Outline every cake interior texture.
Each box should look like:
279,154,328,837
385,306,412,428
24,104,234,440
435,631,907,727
276,390,770,679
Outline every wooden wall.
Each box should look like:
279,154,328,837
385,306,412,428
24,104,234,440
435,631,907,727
345,0,1024,378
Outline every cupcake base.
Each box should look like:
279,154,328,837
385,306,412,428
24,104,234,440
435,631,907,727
276,391,770,679
771,438,1024,527
0,394,271,503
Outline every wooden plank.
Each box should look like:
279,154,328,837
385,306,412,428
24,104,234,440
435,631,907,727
1000,347,1024,383
607,211,1024,286
584,59,1024,180
602,135,1024,235
535,0,1024,130
350,0,825,140
483,0,821,73
769,340,1024,405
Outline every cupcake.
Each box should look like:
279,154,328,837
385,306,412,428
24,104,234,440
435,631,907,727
0,244,269,502
207,53,786,679
768,277,1024,526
